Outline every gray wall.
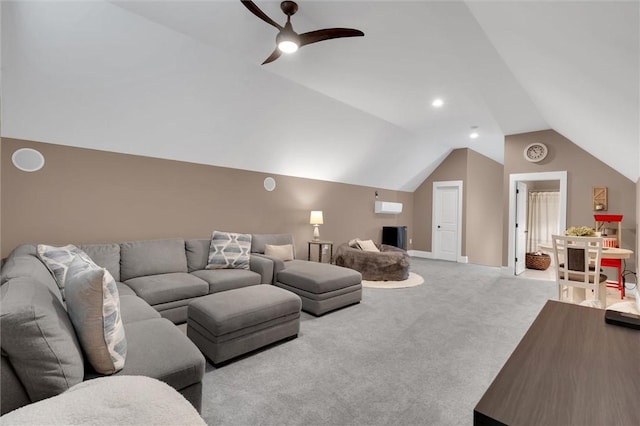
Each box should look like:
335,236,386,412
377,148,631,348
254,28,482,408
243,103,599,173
1,138,413,258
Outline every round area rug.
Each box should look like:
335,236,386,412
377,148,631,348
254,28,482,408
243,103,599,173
362,272,424,289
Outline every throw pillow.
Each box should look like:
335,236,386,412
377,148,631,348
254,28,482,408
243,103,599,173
357,239,380,252
265,244,294,261
348,238,360,248
37,244,94,297
0,278,85,402
206,231,252,270
64,256,127,375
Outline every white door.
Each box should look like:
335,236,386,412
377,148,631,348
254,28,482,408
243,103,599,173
515,181,528,275
433,182,462,262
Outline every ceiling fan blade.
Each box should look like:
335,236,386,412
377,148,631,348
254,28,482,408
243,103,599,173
298,28,364,47
262,47,283,65
240,1,283,30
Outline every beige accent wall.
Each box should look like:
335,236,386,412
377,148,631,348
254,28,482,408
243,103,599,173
466,149,504,267
1,139,413,258
412,148,503,267
502,129,637,273
413,149,468,254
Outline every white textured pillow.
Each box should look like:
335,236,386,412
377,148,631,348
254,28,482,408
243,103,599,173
65,256,126,375
207,231,252,270
265,244,294,261
357,239,380,252
348,239,360,248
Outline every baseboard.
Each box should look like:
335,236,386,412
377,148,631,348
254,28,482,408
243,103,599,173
410,251,468,264
409,250,432,259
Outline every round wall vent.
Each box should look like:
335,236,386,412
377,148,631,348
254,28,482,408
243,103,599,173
263,177,276,192
12,148,45,172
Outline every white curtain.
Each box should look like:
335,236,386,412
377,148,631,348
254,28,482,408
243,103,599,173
527,191,560,252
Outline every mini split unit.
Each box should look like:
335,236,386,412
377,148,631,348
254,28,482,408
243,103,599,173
374,201,403,214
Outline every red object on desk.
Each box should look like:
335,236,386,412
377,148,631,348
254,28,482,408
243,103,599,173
594,214,624,298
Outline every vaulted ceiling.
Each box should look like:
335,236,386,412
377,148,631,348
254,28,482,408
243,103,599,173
2,1,638,190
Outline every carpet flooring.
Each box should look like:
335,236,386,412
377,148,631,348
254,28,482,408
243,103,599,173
200,258,557,425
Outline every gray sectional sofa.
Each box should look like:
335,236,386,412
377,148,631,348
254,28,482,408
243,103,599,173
0,234,361,417
0,237,275,416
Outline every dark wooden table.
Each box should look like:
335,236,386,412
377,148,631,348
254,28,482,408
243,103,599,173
474,300,640,426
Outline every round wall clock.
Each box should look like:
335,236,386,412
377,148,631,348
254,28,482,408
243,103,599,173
524,143,548,162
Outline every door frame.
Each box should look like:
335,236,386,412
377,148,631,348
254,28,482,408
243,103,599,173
508,171,567,275
515,181,528,275
432,180,464,262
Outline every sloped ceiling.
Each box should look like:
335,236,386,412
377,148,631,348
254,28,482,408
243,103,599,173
1,1,638,191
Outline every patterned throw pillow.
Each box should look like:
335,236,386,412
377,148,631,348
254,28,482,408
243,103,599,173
37,244,94,298
206,231,252,270
64,256,127,375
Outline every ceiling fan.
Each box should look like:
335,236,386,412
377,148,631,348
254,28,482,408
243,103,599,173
240,1,364,65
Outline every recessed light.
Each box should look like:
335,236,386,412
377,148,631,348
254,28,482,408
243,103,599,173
470,132,479,139
432,98,444,108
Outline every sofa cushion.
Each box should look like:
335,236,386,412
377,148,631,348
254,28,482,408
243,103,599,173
119,295,161,324
185,239,210,272
0,278,84,402
65,257,126,375
120,239,188,281
206,231,251,270
78,243,121,281
1,245,63,303
116,282,137,297
124,273,208,306
1,355,30,415
36,244,94,297
191,269,261,293
117,318,205,391
265,244,294,261
251,234,295,256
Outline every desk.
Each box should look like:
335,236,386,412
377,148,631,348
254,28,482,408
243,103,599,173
537,243,633,260
474,300,640,426
308,240,333,263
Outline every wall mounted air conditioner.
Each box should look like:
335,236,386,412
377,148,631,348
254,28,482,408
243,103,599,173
374,201,403,214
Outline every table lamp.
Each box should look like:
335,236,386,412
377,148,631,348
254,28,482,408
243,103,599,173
310,210,323,241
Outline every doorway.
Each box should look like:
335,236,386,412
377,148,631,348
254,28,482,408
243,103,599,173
432,181,463,262
508,172,567,276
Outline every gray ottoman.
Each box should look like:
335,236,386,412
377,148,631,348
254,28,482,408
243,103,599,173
276,262,362,316
187,285,301,364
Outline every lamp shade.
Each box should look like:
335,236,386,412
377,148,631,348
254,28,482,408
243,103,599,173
310,211,324,225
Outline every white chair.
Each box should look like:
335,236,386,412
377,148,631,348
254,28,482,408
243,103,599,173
551,235,607,307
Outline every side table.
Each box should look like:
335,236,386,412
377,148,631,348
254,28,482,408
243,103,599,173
308,241,333,263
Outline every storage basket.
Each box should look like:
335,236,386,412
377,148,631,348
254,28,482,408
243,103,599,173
525,252,551,270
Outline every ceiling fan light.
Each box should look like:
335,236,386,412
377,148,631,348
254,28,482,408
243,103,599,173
278,40,299,53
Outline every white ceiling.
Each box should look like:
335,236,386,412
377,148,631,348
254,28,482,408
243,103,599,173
2,1,638,190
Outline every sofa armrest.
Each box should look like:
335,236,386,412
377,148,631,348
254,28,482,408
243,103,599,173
249,255,275,284
251,254,285,284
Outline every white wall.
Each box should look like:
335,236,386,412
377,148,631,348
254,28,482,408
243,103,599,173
1,1,435,191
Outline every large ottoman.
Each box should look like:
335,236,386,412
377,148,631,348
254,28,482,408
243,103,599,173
187,285,301,365
276,262,362,316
